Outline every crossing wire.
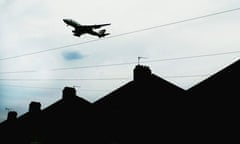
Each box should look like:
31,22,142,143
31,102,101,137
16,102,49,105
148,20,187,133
0,7,240,61
0,84,110,92
0,74,209,82
0,78,129,81
1,49,239,74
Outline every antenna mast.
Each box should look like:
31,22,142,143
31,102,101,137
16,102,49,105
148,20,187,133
5,108,13,112
137,56,148,65
73,85,81,93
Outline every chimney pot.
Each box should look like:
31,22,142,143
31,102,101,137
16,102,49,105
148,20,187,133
62,87,76,100
7,111,17,121
134,65,152,81
29,101,41,113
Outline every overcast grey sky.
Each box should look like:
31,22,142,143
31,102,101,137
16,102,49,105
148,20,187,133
1,0,240,122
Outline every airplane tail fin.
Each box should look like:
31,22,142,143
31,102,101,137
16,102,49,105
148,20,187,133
98,29,110,38
99,29,106,35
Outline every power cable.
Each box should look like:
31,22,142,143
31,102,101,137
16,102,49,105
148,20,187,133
0,74,210,82
0,78,129,81
0,84,110,92
163,74,209,78
0,7,240,61
1,49,239,74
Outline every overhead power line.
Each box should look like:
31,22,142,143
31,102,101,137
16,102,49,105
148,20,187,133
108,7,240,38
0,7,240,61
0,74,209,82
163,74,209,78
142,50,240,63
0,85,60,90
0,78,129,81
1,49,239,74
0,40,99,61
53,50,240,71
0,70,38,74
51,62,136,71
0,84,109,92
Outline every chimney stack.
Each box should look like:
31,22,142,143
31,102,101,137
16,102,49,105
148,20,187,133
7,111,17,121
62,87,77,100
134,65,152,82
29,101,41,113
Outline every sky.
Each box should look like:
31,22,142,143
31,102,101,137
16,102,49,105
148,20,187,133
1,0,240,122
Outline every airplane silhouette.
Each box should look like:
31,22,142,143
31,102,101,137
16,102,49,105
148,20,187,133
63,19,111,38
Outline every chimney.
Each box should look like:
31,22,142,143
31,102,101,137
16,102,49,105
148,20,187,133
7,111,17,121
134,65,152,82
62,87,76,100
29,101,41,113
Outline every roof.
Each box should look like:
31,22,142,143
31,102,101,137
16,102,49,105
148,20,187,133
0,87,96,143
188,59,240,106
189,59,240,94
94,65,187,111
1,63,238,143
186,59,240,134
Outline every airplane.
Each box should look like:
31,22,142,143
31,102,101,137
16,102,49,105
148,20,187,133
63,19,111,38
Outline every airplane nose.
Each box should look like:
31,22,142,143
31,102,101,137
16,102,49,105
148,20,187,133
63,19,71,25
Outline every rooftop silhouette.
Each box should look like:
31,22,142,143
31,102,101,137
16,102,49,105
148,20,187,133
0,63,238,143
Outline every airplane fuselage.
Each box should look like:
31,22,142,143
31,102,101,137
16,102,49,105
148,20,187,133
63,19,110,38
63,19,80,27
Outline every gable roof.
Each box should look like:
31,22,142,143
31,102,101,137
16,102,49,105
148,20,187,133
19,87,91,120
1,63,238,143
94,65,187,111
187,59,239,129
188,59,240,99
93,66,191,143
0,87,96,143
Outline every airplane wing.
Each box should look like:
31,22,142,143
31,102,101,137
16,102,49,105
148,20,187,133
87,23,111,29
72,30,83,37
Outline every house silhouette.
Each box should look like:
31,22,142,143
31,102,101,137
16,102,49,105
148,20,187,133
0,63,238,143
187,59,240,141
188,59,240,106
0,87,99,144
94,65,189,143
